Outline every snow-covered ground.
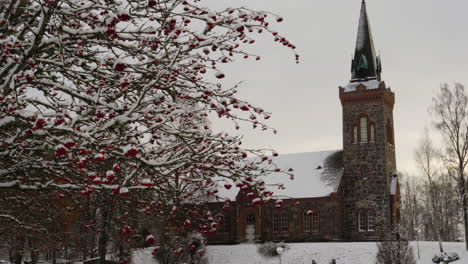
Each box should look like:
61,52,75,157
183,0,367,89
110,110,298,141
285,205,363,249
132,241,468,264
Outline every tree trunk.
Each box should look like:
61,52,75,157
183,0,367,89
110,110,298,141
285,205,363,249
463,193,468,250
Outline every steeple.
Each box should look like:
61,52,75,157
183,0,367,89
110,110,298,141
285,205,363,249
351,0,382,82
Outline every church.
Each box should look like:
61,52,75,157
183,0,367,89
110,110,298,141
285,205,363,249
207,0,401,244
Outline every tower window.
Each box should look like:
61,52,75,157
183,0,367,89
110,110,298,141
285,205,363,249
358,210,367,232
386,120,394,145
360,117,368,143
353,126,358,144
370,124,375,142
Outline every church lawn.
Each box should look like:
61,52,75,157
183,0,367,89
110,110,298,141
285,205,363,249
133,241,468,264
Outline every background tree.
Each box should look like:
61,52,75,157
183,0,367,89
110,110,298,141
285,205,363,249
431,83,468,250
0,0,296,262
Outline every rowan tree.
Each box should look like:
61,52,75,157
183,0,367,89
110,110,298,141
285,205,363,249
0,0,296,262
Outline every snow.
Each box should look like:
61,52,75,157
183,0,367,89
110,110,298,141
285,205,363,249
133,242,468,264
216,150,343,201
343,79,381,92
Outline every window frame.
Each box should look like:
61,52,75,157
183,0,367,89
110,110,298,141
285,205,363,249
358,210,367,232
360,116,368,143
273,210,288,233
367,210,376,232
273,211,280,233
312,210,319,232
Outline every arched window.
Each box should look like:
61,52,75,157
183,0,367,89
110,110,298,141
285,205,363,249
358,210,367,232
360,117,368,143
303,210,319,232
370,124,375,142
367,210,376,231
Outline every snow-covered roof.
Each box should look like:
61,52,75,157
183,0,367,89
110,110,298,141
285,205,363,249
216,150,343,201
343,79,381,93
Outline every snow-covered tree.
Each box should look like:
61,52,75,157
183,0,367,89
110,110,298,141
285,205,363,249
0,0,296,262
375,225,416,264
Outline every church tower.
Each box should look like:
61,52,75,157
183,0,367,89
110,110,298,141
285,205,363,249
339,0,399,240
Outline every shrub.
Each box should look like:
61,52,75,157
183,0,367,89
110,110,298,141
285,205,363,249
154,232,208,264
257,242,289,259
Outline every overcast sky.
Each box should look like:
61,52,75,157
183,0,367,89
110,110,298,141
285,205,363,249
205,0,468,175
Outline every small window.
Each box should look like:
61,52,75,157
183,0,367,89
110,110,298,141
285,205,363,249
312,211,319,232
360,166,368,180
304,212,311,232
353,126,358,143
246,214,255,225
370,124,375,142
386,120,394,145
273,212,279,233
368,211,376,231
281,211,288,232
360,117,368,143
358,210,367,232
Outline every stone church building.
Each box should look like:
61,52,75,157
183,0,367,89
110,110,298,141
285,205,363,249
208,0,400,244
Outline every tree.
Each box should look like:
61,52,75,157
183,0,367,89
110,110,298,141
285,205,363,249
0,0,296,262
431,83,468,250
375,225,416,264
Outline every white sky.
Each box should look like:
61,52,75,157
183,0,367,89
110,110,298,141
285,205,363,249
205,0,468,175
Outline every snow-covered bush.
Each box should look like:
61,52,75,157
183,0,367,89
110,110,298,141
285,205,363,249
257,242,289,259
432,252,460,264
375,226,416,264
154,232,208,264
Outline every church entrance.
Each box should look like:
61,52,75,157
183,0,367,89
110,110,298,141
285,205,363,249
245,214,256,243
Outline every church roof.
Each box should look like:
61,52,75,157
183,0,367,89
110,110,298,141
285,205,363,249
216,150,343,201
351,0,382,82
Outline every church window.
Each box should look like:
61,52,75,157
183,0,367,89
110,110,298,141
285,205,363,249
312,211,319,232
281,211,288,232
353,126,358,143
370,124,375,142
219,215,231,233
360,117,368,143
358,210,367,232
273,212,280,232
304,212,311,232
303,210,319,232
368,210,376,231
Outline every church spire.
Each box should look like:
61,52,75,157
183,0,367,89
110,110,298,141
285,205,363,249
351,0,382,82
